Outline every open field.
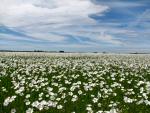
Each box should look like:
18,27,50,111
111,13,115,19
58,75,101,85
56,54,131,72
0,52,150,113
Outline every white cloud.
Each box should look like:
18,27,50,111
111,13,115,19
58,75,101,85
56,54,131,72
0,33,31,41
28,33,66,42
0,0,123,46
0,0,108,27
97,31,122,45
0,0,112,43
48,27,123,45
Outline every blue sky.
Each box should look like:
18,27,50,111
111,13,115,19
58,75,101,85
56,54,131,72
0,0,150,52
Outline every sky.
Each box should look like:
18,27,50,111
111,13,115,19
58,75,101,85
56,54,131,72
0,0,150,52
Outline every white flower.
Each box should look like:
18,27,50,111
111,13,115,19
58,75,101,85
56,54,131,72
46,94,49,97
146,82,150,93
25,94,30,98
96,111,103,113
71,98,77,102
124,96,133,103
57,105,63,109
3,96,17,106
39,93,43,97
25,101,31,106
71,95,78,102
47,87,53,92
92,98,98,103
15,87,25,95
26,108,33,113
136,99,144,105
11,108,16,113
68,92,73,96
144,100,150,105
78,90,83,95
86,105,93,112
98,103,101,107
110,108,118,113
31,101,39,108
56,98,61,101
38,97,42,101
2,87,7,92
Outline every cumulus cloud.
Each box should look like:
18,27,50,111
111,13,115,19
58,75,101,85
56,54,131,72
0,0,108,27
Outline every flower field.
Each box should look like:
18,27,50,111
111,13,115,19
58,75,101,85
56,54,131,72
0,52,150,113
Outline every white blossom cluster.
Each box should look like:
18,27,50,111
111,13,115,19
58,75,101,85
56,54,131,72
3,96,17,106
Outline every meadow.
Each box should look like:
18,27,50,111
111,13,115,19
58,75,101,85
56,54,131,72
0,52,150,113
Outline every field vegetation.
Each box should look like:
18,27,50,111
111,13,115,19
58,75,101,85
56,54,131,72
0,52,150,113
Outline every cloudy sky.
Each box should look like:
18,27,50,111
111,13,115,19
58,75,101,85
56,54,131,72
0,0,150,52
